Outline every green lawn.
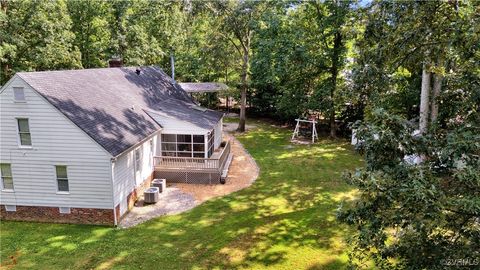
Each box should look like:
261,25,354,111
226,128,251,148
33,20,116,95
0,119,363,270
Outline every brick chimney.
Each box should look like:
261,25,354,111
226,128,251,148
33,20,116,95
108,57,123,68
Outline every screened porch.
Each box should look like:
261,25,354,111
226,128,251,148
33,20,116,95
153,132,233,184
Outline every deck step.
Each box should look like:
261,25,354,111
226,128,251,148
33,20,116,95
221,153,234,179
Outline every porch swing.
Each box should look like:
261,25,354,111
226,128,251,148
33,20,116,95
291,117,319,144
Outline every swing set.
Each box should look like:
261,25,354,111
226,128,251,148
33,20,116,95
291,118,319,143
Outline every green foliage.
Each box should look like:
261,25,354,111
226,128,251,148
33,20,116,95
351,0,480,120
175,2,239,84
66,0,111,68
250,0,354,125
338,108,479,269
338,1,480,269
1,0,81,84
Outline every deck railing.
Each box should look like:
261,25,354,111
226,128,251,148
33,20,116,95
154,140,231,172
218,140,231,171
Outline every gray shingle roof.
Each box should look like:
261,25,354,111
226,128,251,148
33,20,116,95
178,82,229,93
18,66,223,156
145,98,224,131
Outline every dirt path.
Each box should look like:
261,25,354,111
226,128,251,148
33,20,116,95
175,134,259,202
119,132,259,228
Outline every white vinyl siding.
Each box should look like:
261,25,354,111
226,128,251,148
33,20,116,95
0,163,14,190
146,110,211,134
113,134,159,216
214,118,223,149
0,76,113,209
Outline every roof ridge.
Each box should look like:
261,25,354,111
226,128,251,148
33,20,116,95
17,65,163,75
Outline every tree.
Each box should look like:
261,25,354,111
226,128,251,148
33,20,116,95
250,1,318,120
338,1,480,269
211,0,266,132
175,1,239,84
311,0,352,137
0,0,81,85
249,0,355,129
67,0,111,68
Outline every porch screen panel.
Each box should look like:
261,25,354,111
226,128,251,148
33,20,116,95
161,134,206,158
161,134,177,157
207,130,214,157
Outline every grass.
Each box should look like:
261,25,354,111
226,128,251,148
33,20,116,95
0,118,363,270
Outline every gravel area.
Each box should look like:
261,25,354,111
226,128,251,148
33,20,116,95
118,186,196,228
119,130,260,229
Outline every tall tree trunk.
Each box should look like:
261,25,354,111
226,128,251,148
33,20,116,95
419,63,431,133
1,0,7,13
329,30,342,138
225,66,229,112
430,60,444,123
237,46,249,132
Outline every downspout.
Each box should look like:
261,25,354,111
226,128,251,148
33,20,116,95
110,157,118,226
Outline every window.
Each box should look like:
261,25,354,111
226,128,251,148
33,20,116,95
149,139,154,167
135,147,142,174
149,139,154,154
161,134,176,143
5,205,16,212
13,87,26,102
17,118,32,146
160,134,206,158
55,165,69,192
193,135,204,143
59,207,71,214
0,164,14,190
177,134,191,143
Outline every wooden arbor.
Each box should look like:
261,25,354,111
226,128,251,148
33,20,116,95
291,118,319,143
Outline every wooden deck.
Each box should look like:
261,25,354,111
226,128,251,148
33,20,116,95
153,140,232,184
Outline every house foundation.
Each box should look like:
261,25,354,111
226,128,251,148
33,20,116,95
0,205,115,226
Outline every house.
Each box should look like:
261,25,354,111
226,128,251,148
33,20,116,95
178,82,229,93
0,65,231,226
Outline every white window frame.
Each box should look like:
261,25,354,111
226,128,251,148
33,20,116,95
0,163,14,191
13,87,26,102
5,205,16,212
59,207,71,214
16,117,32,148
55,165,70,194
160,134,207,158
134,147,142,175
149,139,154,167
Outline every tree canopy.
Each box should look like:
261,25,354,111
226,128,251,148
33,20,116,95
1,1,479,267
338,1,480,269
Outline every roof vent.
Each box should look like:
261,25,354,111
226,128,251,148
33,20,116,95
108,57,123,68
136,68,141,75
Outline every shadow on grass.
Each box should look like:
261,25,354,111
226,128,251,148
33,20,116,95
0,120,363,270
